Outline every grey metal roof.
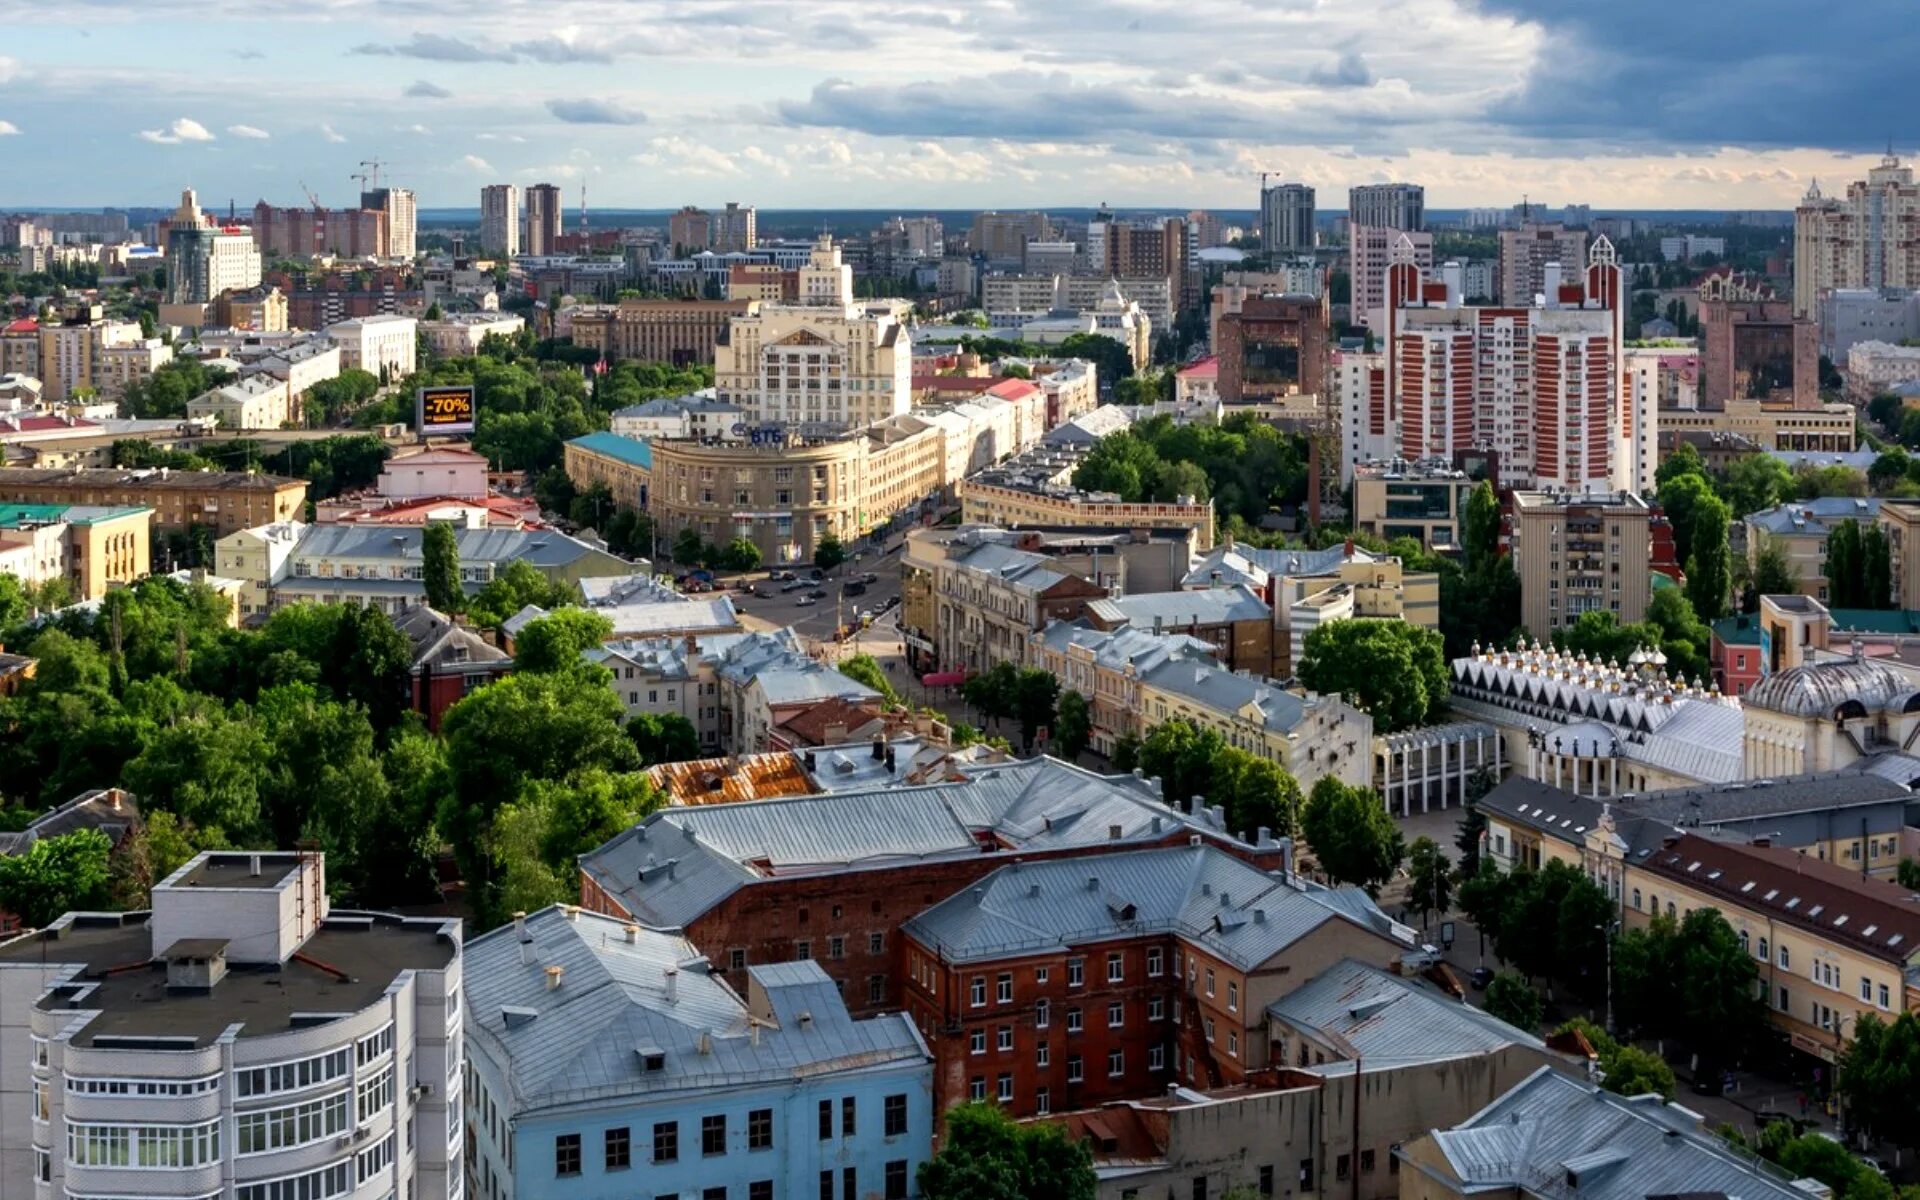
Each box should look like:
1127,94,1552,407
1420,1066,1812,1200
464,907,927,1114
579,757,1249,928
290,524,614,570
949,541,1074,594
1267,958,1549,1070
1087,586,1269,628
1744,496,1881,536
1140,654,1309,735
1744,656,1915,718
1181,543,1374,589
900,844,1406,969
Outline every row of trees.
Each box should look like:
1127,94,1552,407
114,433,391,503
1550,587,1716,683
1825,518,1894,610
1653,445,1735,620
1070,412,1311,528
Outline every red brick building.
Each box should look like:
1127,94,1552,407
577,757,1288,1017
897,844,1410,1118
393,606,512,731
1215,294,1330,402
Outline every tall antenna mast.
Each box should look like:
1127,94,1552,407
580,183,589,247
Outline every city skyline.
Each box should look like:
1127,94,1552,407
2,0,1914,209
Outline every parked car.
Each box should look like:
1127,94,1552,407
880,595,900,611
754,588,773,599
1469,966,1495,990
796,596,817,607
860,571,880,584
769,570,794,581
807,588,828,600
780,580,808,593
844,581,868,597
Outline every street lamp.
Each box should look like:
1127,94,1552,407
1596,921,1620,1036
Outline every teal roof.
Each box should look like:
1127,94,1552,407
1711,614,1764,646
1826,608,1920,635
568,431,652,470
0,503,148,527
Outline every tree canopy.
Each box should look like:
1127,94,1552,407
918,1102,1096,1200
1297,619,1448,733
1300,776,1403,893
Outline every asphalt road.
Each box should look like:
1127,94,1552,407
724,543,905,642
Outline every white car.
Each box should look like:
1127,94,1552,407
795,596,818,607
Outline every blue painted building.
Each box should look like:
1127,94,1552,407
464,906,933,1200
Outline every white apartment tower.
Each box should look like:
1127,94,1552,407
1348,183,1425,233
0,851,464,1200
480,184,520,258
163,189,262,306
362,187,417,261
1794,154,1920,318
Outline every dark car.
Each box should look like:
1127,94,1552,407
807,588,828,600
844,581,868,597
780,580,808,593
1469,966,1495,990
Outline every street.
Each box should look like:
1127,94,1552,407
725,543,905,645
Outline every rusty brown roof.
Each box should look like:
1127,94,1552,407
645,752,821,807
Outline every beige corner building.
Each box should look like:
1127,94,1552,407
1509,489,1652,637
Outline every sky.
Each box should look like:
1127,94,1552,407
0,0,1912,212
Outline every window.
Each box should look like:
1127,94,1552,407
886,1159,909,1200
1193,1179,1209,1200
704,1113,728,1156
555,1133,582,1177
749,1108,773,1151
997,972,1013,1003
1037,1041,1051,1068
1206,968,1216,997
869,975,885,1006
821,1171,835,1200
1227,982,1239,1013
842,1097,857,1137
1149,996,1165,1021
1036,1087,1051,1115
970,1030,987,1055
818,1100,833,1140
844,1167,858,1200
1336,1154,1351,1182
1259,1165,1275,1196
1108,1049,1125,1077
1035,999,1051,1029
796,940,812,960
1300,1159,1316,1190
1066,1008,1084,1033
998,1025,1014,1052
358,1131,395,1184
1779,945,1790,969
1147,947,1164,977
1067,1055,1085,1083
884,1093,908,1137
971,976,987,1007
970,1077,986,1101
705,1189,727,1200
829,936,845,960
654,1120,679,1163
1036,967,1050,985
752,1183,773,1200
1757,937,1769,961
605,1127,631,1171
1068,958,1085,987
356,1024,394,1066
1149,1045,1165,1070
1861,977,1874,1002
1362,1150,1376,1174
238,1162,352,1200
1880,983,1892,1009
1108,1002,1124,1029
235,1091,349,1155
357,1065,394,1123
1205,1017,1217,1043
1107,952,1124,983
997,1073,1014,1102
1779,986,1791,1012
867,931,885,956
235,1048,351,1099
1228,1031,1239,1058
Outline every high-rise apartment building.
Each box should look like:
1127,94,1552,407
361,186,416,260
163,188,261,305
1374,236,1625,492
522,183,563,256
1794,153,1920,318
1350,225,1432,331
480,183,519,258
250,201,388,259
711,200,757,253
712,236,912,429
970,211,1051,265
0,850,464,1200
667,205,711,253
1348,182,1425,233
1497,222,1588,304
1259,182,1315,254
1099,216,1191,311
0,302,173,402
1510,488,1652,634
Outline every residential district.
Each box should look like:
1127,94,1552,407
6,161,1920,1200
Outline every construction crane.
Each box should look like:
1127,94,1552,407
358,159,387,193
298,180,324,209
349,166,370,195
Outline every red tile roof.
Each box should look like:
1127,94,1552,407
4,319,39,334
910,374,1012,393
986,378,1041,401
1176,355,1219,379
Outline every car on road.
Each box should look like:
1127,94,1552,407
780,580,808,593
880,595,900,611
844,581,868,597
860,571,879,584
754,588,773,599
796,596,817,607
1468,966,1495,990
769,570,794,581
806,588,827,600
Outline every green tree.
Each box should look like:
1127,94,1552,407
1723,454,1795,516
813,532,847,573
1684,491,1733,620
838,653,900,705
1897,858,1920,889
1483,970,1543,1031
1457,859,1518,946
1226,757,1303,839
1748,533,1800,601
0,828,114,927
1776,1131,1897,1200
918,1101,1096,1200
1862,522,1894,609
467,559,577,630
1836,1011,1920,1155
1827,519,1864,607
514,610,614,675
720,535,763,573
1300,776,1404,894
1054,690,1092,760
1463,481,1502,573
1558,1017,1676,1100
1012,667,1060,751
1054,332,1135,386
1655,441,1707,494
627,713,701,766
1138,719,1227,812
672,526,709,566
1659,471,1718,569
120,705,270,844
1297,619,1448,733
422,523,464,613
1406,836,1452,924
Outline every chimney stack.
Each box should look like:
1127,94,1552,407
545,965,565,990
664,967,678,1004
249,853,262,877
624,924,640,944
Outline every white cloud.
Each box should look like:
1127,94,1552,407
460,154,493,172
0,56,16,83
405,79,453,98
400,123,433,134
0,120,18,136
137,117,215,144
227,123,270,139
318,123,346,143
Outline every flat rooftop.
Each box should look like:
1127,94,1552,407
174,854,304,890
0,913,455,1047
